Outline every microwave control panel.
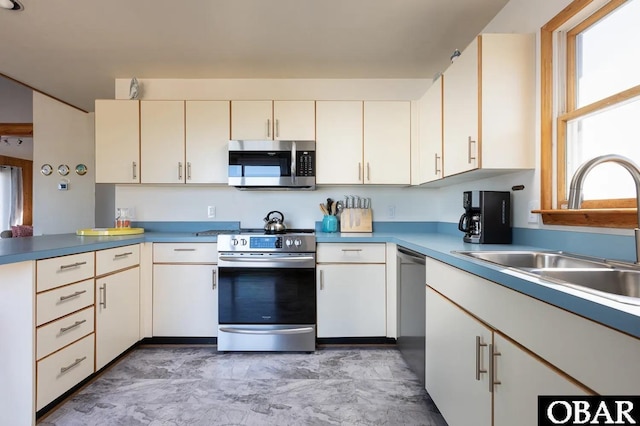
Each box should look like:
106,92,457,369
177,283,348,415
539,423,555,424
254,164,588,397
297,152,315,177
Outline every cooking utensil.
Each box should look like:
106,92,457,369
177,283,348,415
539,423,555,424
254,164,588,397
319,203,330,216
263,210,286,234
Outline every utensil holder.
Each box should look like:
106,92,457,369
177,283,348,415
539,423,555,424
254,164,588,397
321,215,338,233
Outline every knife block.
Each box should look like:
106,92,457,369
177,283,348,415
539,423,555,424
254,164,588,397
340,208,373,232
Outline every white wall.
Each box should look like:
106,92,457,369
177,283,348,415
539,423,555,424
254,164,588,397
0,77,33,160
33,93,95,235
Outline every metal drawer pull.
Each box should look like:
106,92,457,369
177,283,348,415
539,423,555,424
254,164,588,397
319,269,324,290
60,319,87,333
267,119,271,138
187,162,192,180
275,119,280,138
358,162,362,181
99,284,107,308
435,153,441,175
367,162,371,181
219,327,314,335
341,249,363,252
475,336,487,380
468,136,477,164
178,162,183,180
114,252,133,258
59,290,87,301
212,269,217,290
132,161,137,179
489,343,501,392
60,356,87,374
174,248,196,252
59,261,87,270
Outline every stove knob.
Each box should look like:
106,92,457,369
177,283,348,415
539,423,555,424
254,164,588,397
294,239,302,247
241,238,247,246
285,238,293,247
232,238,239,246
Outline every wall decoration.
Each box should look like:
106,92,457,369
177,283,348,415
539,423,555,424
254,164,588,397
40,164,52,176
57,164,70,176
75,164,87,176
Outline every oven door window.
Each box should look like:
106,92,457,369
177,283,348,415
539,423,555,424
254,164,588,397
218,267,316,324
228,152,292,178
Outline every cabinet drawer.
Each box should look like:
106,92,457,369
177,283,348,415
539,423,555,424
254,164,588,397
36,279,94,326
37,252,94,292
36,333,94,411
37,307,95,360
153,243,217,263
96,244,140,276
317,243,385,263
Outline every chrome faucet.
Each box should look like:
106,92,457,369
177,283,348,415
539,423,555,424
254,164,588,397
567,154,640,264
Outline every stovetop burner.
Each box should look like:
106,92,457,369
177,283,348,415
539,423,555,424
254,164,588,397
196,228,314,236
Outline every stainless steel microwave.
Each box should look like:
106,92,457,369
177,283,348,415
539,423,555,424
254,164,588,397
228,140,316,190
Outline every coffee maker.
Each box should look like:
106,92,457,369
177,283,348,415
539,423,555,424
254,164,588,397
458,190,512,244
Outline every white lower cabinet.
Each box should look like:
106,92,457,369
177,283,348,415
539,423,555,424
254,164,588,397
95,267,140,370
152,243,218,337
425,287,586,426
153,264,218,336
316,243,386,338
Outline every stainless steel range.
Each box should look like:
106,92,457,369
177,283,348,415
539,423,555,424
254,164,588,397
216,230,316,352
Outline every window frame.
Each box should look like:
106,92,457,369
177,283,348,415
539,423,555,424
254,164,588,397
540,0,640,228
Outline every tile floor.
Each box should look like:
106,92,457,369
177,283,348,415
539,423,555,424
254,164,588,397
38,345,448,426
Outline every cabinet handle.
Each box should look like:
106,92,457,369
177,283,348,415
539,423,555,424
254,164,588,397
178,162,183,180
367,162,371,181
59,289,87,301
99,284,107,309
212,269,217,290
59,261,87,270
174,248,196,252
468,136,477,164
489,343,501,392
114,252,133,259
60,319,87,333
132,161,137,179
60,356,87,374
319,269,324,290
341,248,362,252
475,336,487,380
267,119,271,138
435,153,441,175
275,119,280,138
187,162,192,180
358,162,362,181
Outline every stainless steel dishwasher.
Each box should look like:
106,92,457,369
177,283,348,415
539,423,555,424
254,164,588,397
397,247,426,385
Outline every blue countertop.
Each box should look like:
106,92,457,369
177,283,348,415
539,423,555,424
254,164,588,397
2,230,639,339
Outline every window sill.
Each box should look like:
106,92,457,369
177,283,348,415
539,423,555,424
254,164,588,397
535,209,638,228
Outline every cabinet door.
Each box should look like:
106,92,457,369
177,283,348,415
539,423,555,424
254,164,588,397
153,264,218,337
185,101,230,184
231,100,273,140
95,100,140,183
316,264,386,337
273,100,315,140
95,267,140,370
416,78,443,184
316,101,363,184
140,101,185,183
443,36,479,176
493,333,589,426
425,287,491,426
363,101,411,184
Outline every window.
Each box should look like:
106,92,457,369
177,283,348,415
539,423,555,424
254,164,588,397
541,0,640,228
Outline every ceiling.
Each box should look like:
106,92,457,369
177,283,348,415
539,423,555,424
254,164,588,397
0,0,509,112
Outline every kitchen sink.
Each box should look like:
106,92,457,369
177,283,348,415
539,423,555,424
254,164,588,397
454,250,611,270
453,250,640,306
532,268,640,305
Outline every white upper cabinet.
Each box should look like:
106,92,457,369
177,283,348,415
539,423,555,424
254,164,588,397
441,33,535,182
316,101,364,184
415,78,443,184
140,100,185,184
185,100,230,184
316,101,411,185
95,100,140,183
231,100,315,140
273,101,316,140
364,101,411,185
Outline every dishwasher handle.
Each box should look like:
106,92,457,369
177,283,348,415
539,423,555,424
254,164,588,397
397,247,426,265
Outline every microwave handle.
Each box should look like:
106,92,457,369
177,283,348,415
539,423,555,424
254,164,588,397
291,141,297,184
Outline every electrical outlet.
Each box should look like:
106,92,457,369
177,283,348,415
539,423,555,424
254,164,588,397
388,205,396,219
527,200,539,224
207,206,216,218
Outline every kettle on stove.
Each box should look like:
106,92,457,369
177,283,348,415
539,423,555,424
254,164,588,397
263,211,287,234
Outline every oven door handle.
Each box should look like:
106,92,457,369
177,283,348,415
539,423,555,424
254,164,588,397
219,327,315,335
218,255,316,262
